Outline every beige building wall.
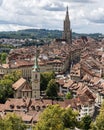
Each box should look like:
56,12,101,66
31,71,40,99
0,64,53,79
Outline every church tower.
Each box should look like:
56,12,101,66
31,47,40,99
62,6,72,44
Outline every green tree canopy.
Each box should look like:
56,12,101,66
65,92,72,99
81,115,92,130
91,102,104,130
46,79,58,98
34,105,64,130
3,70,22,82
34,105,78,130
62,107,78,129
0,52,7,63
0,70,22,103
0,113,26,130
40,71,55,91
0,79,14,103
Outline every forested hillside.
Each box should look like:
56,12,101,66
0,29,103,40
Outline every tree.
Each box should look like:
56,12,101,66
0,52,7,63
81,115,92,130
0,113,26,130
34,105,64,130
62,107,78,129
65,92,72,99
0,79,14,103
34,105,79,130
91,102,104,130
46,79,58,98
40,73,47,91
3,70,22,82
40,71,55,91
0,70,22,103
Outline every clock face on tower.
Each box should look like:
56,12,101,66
34,79,38,83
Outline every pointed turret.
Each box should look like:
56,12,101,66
33,47,40,72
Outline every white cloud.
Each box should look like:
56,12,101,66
0,24,34,31
0,0,103,33
87,8,104,23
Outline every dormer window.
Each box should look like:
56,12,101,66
35,105,40,111
31,105,35,110
42,105,46,109
10,104,14,109
17,105,21,109
21,105,26,109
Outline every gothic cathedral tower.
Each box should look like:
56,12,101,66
31,47,40,99
62,6,72,44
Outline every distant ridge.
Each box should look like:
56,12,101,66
0,29,103,39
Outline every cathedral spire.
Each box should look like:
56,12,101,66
66,6,69,16
62,6,72,44
67,6,68,12
65,6,70,21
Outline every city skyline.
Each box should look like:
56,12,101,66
0,0,104,34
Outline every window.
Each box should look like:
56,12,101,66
35,74,38,79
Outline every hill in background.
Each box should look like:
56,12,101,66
0,29,103,40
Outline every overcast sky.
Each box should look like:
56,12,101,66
0,0,104,34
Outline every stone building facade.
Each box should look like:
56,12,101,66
62,6,72,44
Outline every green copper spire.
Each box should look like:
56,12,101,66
33,47,40,72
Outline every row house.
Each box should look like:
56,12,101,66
0,94,95,125
0,59,53,80
65,93,95,121
0,42,72,77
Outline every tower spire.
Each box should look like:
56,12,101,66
67,6,68,15
65,6,70,22
32,45,40,99
62,6,72,44
33,46,40,72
